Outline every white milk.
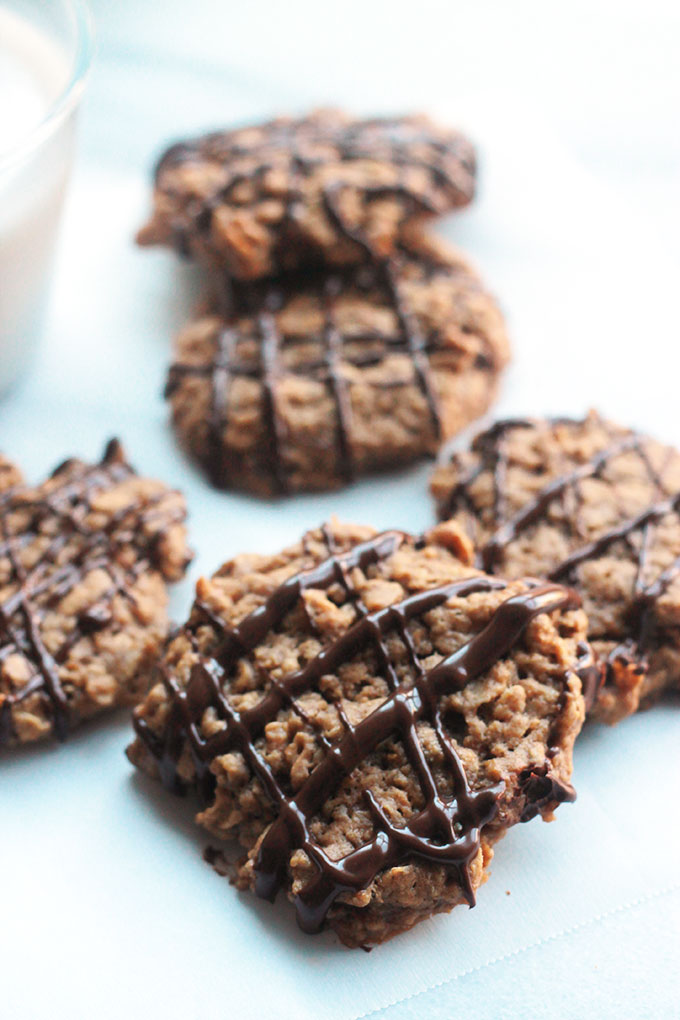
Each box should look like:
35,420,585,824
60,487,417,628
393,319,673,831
0,6,76,391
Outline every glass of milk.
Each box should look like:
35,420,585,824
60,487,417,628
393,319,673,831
0,0,93,393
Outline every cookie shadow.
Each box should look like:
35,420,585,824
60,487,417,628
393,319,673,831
0,707,133,768
126,768,349,957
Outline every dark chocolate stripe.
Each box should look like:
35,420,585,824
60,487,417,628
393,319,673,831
482,434,641,571
550,493,680,582
322,278,354,482
257,311,288,494
382,258,442,441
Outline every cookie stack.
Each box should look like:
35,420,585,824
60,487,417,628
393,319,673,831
137,110,510,495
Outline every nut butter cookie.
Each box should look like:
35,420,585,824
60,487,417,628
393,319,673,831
128,519,588,947
166,233,509,495
431,412,680,723
137,109,476,279
0,440,190,747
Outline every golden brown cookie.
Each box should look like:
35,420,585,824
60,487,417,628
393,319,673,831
128,519,588,948
431,412,680,724
0,440,191,747
166,233,509,496
137,110,476,279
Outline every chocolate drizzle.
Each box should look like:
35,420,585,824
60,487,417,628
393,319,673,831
438,416,680,707
132,529,580,934
154,113,476,267
518,764,576,822
0,441,186,746
480,433,642,573
164,252,477,492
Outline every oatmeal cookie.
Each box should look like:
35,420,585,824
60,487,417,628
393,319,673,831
128,519,588,947
0,439,191,747
431,412,680,724
166,232,509,496
137,109,476,280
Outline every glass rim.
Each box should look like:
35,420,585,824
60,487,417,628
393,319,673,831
0,0,95,173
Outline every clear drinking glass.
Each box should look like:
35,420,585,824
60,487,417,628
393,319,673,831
0,0,93,393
